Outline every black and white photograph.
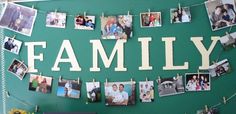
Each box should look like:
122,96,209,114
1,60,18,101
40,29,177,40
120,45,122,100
157,76,185,97
8,59,28,80
0,2,37,36
3,36,22,55
86,82,101,102
185,73,211,91
75,15,95,30
139,81,154,102
208,59,231,77
205,0,236,31
29,74,53,94
170,7,191,23
104,81,135,106
197,108,219,114
220,31,236,50
57,78,81,99
46,12,66,28
140,12,161,27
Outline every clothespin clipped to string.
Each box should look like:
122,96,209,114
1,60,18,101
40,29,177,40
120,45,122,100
178,3,181,10
156,76,161,83
148,9,151,16
92,78,95,85
78,77,80,85
35,105,39,112
176,73,180,80
59,76,62,82
145,77,148,83
127,11,130,16
197,70,200,77
55,9,58,14
11,35,16,39
130,78,133,84
32,5,34,9
205,105,208,112
101,12,104,18
105,78,108,86
84,12,86,17
223,96,227,104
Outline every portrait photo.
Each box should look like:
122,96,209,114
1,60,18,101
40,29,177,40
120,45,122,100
101,15,132,40
8,59,28,80
0,2,37,36
157,76,185,97
74,15,95,30
205,0,236,31
29,74,53,94
139,81,154,102
170,7,191,23
197,108,219,114
220,31,236,50
46,12,66,28
104,81,135,106
57,78,81,99
208,59,231,77
86,82,101,102
3,36,22,55
140,12,161,27
185,73,211,91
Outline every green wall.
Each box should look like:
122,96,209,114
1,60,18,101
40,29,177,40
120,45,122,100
1,0,236,114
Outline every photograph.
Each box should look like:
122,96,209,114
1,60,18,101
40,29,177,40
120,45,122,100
140,12,161,27
220,31,236,50
3,36,22,55
57,78,81,99
196,108,219,114
208,59,231,77
46,12,66,28
139,81,154,102
104,81,135,106
205,0,236,31
86,82,101,102
0,2,37,36
157,75,185,97
185,73,210,91
101,15,132,40
8,59,28,80
170,7,191,23
74,15,95,30
29,74,53,94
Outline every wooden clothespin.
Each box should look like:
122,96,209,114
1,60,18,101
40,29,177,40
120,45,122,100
35,105,39,112
197,70,200,77
146,77,148,83
55,9,58,14
176,73,180,79
205,105,208,112
105,78,108,86
130,78,133,84
156,76,161,83
148,9,151,16
223,97,227,104
84,12,86,17
92,78,95,85
11,35,16,39
59,76,62,82
178,3,181,10
127,11,130,16
78,77,80,84
101,12,104,18
32,5,34,9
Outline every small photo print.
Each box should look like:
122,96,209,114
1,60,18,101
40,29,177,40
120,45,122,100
46,12,66,28
139,81,154,102
157,76,185,97
170,7,191,23
74,15,95,30
104,81,135,106
57,78,81,99
208,59,231,77
8,59,28,80
86,82,101,102
140,12,161,27
185,73,210,91
3,36,22,55
220,32,236,50
101,15,133,40
29,74,53,94
0,2,37,36
205,0,236,31
196,108,219,114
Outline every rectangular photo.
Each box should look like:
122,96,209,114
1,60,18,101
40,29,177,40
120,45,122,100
3,36,22,55
46,12,66,28
157,76,185,97
220,32,236,50
0,2,37,36
185,73,210,91
104,81,135,106
208,59,231,77
205,0,236,31
57,78,81,99
101,15,132,40
139,81,154,102
196,108,219,114
29,74,53,94
74,15,95,30
170,7,191,23
8,59,28,80
86,82,101,102
140,12,161,27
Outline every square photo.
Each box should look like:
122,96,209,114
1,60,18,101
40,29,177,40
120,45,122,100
208,59,231,77
170,7,191,23
140,12,161,27
205,0,236,31
101,15,132,40
29,74,53,94
220,32,236,50
3,36,22,55
57,78,81,99
0,2,37,36
8,59,28,80
46,12,66,28
196,108,219,114
157,76,185,97
104,81,135,106
86,82,101,102
185,73,210,91
74,15,95,30
139,81,154,102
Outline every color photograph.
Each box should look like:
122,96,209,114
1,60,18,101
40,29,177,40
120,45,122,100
196,108,219,114
208,59,231,77
57,78,81,99
46,12,66,28
74,15,95,30
185,73,210,91
86,82,101,102
170,7,191,23
139,81,154,102
140,12,161,27
8,59,28,80
29,74,53,94
220,31,236,50
3,36,22,55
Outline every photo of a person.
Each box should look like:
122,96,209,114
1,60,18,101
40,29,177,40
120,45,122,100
197,108,219,114
86,82,101,102
3,36,22,55
220,31,236,50
46,12,66,28
29,74,53,94
139,81,154,102
8,59,28,80
75,15,95,30
185,73,211,91
208,59,231,77
57,78,81,99
140,12,161,27
170,7,191,23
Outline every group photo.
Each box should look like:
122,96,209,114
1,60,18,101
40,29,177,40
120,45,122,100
170,7,191,23
185,73,211,91
139,81,154,102
8,59,28,80
28,74,53,94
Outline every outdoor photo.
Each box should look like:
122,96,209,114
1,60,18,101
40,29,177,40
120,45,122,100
208,59,231,77
185,73,211,91
3,36,22,55
86,82,101,102
8,59,28,80
170,7,191,23
29,74,53,94
57,78,81,99
140,12,161,27
220,31,236,50
74,15,95,30
139,81,154,102
46,12,66,28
